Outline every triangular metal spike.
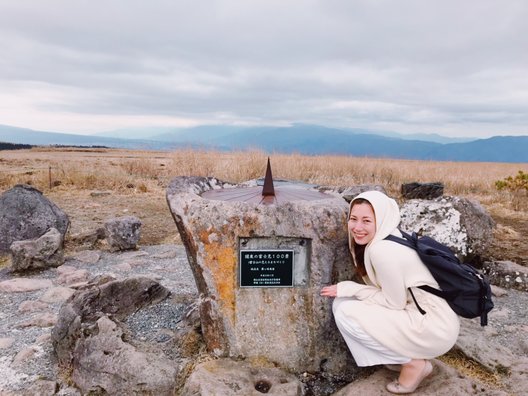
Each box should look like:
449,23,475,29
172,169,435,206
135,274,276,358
262,157,275,196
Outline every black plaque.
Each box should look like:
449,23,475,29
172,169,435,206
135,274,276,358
239,249,294,287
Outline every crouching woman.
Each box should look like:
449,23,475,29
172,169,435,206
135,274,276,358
321,191,459,394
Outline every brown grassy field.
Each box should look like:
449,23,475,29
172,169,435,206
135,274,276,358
1,147,527,266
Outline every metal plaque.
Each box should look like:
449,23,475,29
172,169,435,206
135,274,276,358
239,249,294,287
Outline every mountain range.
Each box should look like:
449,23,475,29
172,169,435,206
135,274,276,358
1,123,526,163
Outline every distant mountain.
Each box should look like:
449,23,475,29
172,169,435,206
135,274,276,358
1,123,526,163
0,124,180,150
94,126,182,140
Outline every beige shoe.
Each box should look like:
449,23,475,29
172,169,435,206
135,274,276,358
386,360,433,394
384,364,401,372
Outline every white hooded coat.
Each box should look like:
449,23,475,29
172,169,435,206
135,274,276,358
334,191,460,359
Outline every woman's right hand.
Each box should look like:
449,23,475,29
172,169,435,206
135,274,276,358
320,285,337,297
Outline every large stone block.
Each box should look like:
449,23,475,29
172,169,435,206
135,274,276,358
0,184,69,253
166,176,356,378
400,196,495,261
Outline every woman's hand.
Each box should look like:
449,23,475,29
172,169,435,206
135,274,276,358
320,285,337,297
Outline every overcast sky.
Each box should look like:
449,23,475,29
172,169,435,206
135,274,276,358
1,0,527,138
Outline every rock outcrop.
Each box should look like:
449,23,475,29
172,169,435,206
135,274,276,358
0,184,69,253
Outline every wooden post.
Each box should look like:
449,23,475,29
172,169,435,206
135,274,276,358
49,166,52,189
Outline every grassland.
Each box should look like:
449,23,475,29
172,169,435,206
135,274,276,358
1,147,527,265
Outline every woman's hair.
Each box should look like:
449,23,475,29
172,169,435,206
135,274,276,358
349,198,374,278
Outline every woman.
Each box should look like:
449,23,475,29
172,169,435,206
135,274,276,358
321,190,459,394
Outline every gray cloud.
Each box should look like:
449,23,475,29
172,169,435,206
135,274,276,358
0,0,527,137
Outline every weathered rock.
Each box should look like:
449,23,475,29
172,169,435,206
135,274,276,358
0,337,15,349
181,358,305,396
318,184,386,202
167,176,356,379
9,228,64,271
19,379,58,396
0,184,69,253
39,286,75,304
483,260,528,292
18,300,49,313
400,196,495,261
71,249,101,264
17,312,57,328
52,277,171,366
332,360,507,395
401,182,444,199
104,216,142,251
71,315,179,395
0,278,52,292
56,269,90,286
68,228,105,249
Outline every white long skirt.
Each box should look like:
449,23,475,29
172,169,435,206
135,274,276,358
333,298,411,367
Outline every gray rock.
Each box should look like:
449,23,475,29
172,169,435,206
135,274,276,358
401,182,444,199
167,176,356,379
483,260,528,292
181,358,305,396
400,196,494,261
10,227,64,272
332,359,508,395
318,184,386,202
0,184,69,253
71,315,179,395
68,228,105,249
104,216,142,251
0,277,53,292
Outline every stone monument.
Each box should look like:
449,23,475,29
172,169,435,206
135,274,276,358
166,160,356,378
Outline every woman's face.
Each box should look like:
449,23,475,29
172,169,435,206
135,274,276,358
348,202,376,245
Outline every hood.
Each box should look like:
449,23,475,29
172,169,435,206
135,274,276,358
349,190,401,244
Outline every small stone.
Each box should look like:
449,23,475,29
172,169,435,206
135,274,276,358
39,286,75,304
12,346,38,365
18,300,49,313
57,269,90,286
0,337,15,349
0,278,53,293
73,250,101,264
17,312,57,328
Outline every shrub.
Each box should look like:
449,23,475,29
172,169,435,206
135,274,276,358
495,170,528,210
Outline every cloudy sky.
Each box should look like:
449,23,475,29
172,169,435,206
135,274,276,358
1,0,527,138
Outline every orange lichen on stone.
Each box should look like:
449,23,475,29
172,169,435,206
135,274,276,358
199,229,237,324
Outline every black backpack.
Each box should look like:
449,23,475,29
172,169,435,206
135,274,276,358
385,230,494,326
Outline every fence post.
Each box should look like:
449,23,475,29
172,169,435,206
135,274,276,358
49,166,52,189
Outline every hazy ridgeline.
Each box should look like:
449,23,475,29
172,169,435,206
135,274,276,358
0,148,526,208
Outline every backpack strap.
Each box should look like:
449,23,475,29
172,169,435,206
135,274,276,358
408,288,426,315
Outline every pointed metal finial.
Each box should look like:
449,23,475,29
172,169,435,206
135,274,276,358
262,157,275,196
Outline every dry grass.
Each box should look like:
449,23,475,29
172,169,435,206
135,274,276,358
1,147,527,260
438,350,505,390
2,147,526,199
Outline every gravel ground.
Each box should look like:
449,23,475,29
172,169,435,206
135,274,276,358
1,244,527,394
0,244,197,394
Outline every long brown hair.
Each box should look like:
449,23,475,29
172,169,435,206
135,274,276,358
349,198,374,278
